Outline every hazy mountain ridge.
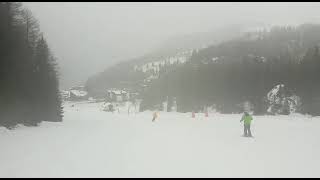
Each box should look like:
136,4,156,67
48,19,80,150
84,23,265,98
86,23,264,97
140,23,320,115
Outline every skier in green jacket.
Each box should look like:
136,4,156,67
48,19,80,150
240,112,253,137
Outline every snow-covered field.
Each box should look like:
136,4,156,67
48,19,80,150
1,101,320,178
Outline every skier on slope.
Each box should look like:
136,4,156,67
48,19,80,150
152,111,159,122
115,104,120,113
240,112,253,137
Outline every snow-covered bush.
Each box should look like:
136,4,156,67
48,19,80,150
267,84,301,115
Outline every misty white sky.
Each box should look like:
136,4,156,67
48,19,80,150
23,2,320,89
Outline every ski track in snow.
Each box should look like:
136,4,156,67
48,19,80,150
0,101,320,177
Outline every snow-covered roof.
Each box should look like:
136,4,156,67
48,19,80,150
212,57,219,62
107,89,127,95
70,86,85,91
60,90,70,94
70,90,88,97
111,90,121,95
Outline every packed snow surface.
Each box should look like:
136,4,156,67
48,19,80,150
0,101,320,178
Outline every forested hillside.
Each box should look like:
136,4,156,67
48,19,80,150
0,2,62,128
141,24,320,115
84,24,258,98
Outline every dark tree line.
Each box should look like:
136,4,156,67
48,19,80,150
0,2,63,129
141,24,320,116
85,60,146,98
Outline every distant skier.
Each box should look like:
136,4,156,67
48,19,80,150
192,111,195,118
204,106,208,118
240,112,253,137
127,102,131,115
115,104,120,113
152,111,159,122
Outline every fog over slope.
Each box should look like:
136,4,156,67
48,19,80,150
24,2,320,89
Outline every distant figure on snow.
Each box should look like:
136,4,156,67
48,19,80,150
152,111,159,122
115,104,120,113
108,104,114,113
240,112,253,137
